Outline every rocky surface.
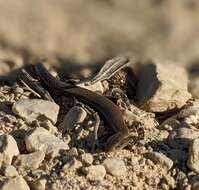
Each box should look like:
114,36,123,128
0,48,198,189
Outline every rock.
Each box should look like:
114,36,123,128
121,104,158,129
2,165,18,178
62,158,82,172
190,175,199,190
13,151,45,170
29,178,46,190
59,106,87,132
187,138,199,173
103,158,127,177
25,127,69,156
147,152,173,170
189,76,199,99
168,127,199,149
167,149,188,163
82,165,106,181
136,60,191,112
80,153,93,166
1,175,30,190
176,100,199,127
0,134,19,164
12,99,59,124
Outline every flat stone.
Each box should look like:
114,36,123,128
80,153,93,166
136,60,191,112
147,152,173,170
103,158,127,177
0,134,19,164
1,175,30,190
187,138,199,173
13,151,45,170
59,106,87,132
82,165,106,181
12,99,59,124
2,165,18,178
25,127,69,156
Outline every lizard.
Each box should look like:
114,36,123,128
33,62,130,151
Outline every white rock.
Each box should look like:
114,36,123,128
59,106,87,132
103,158,127,177
25,127,69,156
187,138,199,173
13,151,45,170
136,60,191,112
147,152,173,170
0,134,19,164
1,175,30,190
12,99,59,124
80,153,93,166
2,165,18,178
82,165,106,181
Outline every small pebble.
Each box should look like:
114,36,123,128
103,158,127,177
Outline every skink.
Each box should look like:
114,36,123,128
34,63,129,151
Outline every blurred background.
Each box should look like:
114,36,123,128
0,0,199,71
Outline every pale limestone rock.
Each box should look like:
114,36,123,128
25,127,69,156
103,158,127,177
80,153,93,166
0,134,19,164
136,60,191,112
1,175,30,190
2,165,18,178
12,99,59,124
13,151,45,170
59,106,87,132
82,165,106,181
187,138,199,173
147,152,173,170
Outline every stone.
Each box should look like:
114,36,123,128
25,127,69,156
103,158,127,177
190,175,199,190
147,152,173,170
13,151,45,170
82,165,106,181
2,165,18,178
189,76,199,99
167,149,188,163
12,99,59,124
62,158,82,172
59,106,87,132
136,60,191,112
80,153,93,166
1,175,30,190
176,100,199,127
0,134,19,164
29,178,46,190
168,127,199,149
187,138,199,173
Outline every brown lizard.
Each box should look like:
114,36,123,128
33,62,129,151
